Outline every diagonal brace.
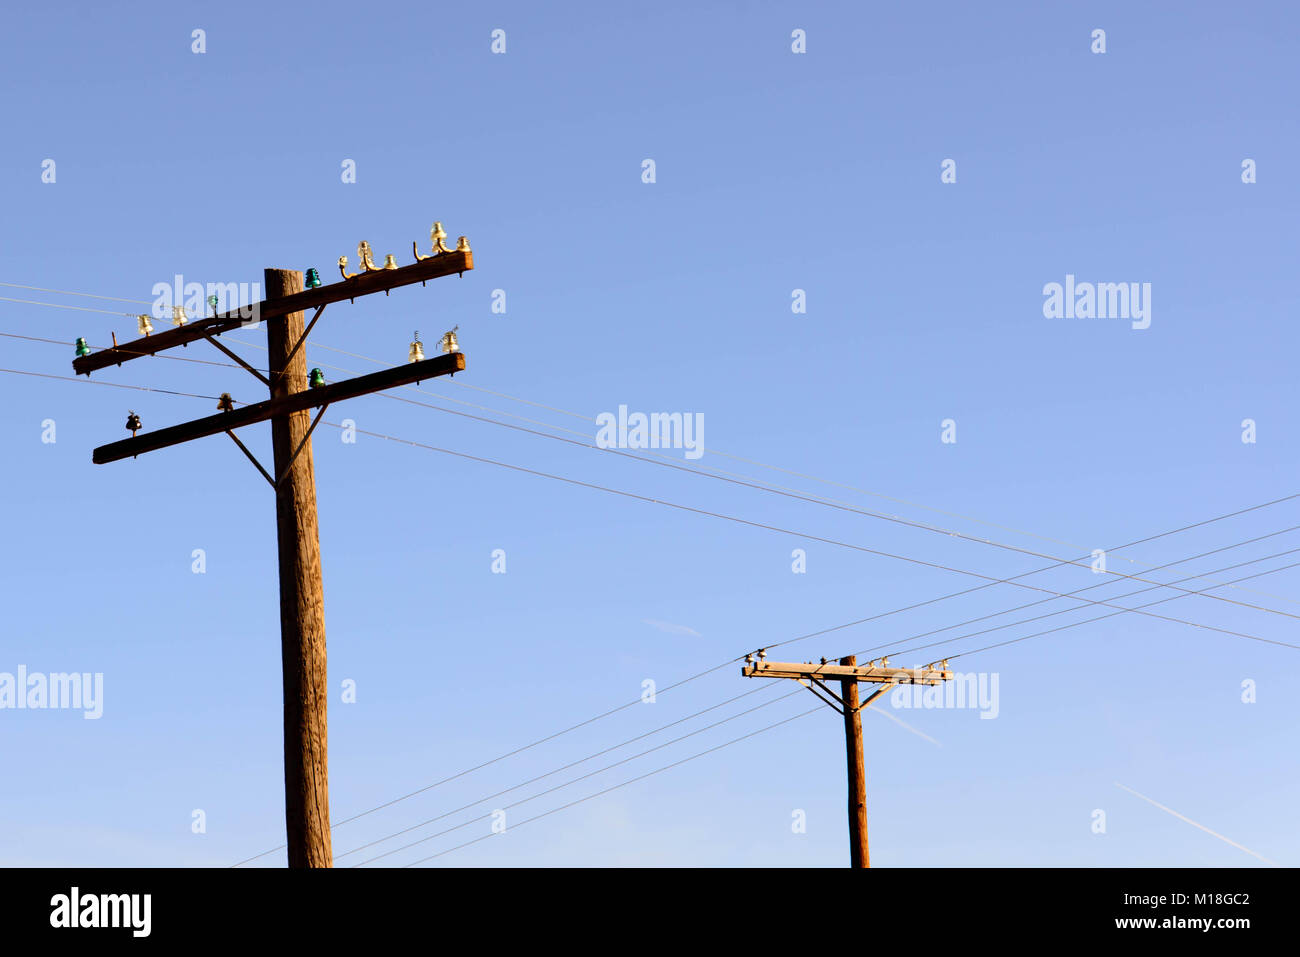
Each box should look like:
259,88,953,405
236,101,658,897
802,679,845,715
276,404,329,486
854,680,900,715
205,335,270,387
277,305,326,384
809,676,847,710
226,430,275,488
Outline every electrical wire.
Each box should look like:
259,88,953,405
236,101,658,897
6,285,1295,611
286,333,1300,610
7,310,1298,871
7,280,1292,609
228,676,769,866
824,528,1300,664
330,685,777,860
345,687,806,866
403,552,1295,866
11,326,1300,626
0,331,269,377
380,553,1300,867
277,542,1300,868
0,281,154,305
249,331,1299,617
8,353,1298,869
225,417,1300,864
321,420,1295,650
944,555,1300,661
399,706,825,867
15,369,1285,866
0,295,139,317
844,546,1300,670
0,366,223,401
366,388,1300,623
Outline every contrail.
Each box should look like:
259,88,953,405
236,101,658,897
869,706,942,746
1114,782,1279,866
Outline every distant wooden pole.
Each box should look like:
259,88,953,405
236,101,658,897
839,654,868,868
265,267,332,868
743,657,949,867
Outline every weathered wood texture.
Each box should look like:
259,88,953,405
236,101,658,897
266,268,332,868
839,655,868,869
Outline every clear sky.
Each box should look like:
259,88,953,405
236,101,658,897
1,0,1297,868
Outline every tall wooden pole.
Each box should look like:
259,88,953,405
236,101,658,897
77,241,472,868
839,654,868,868
265,267,332,868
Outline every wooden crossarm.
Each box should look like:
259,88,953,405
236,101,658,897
91,352,465,464
742,660,952,686
72,250,472,376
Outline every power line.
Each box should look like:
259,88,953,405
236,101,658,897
0,366,223,401
948,555,1300,662
230,420,1300,859
885,546,1300,664
366,388,1300,623
0,281,154,305
37,373,1294,867
331,685,780,860
13,336,1300,867
394,708,821,866
7,286,1295,611
323,420,1296,650
19,318,1299,626
20,283,1296,869
263,329,1300,610
300,542,1300,868
227,426,1300,863
14,361,1300,867
9,279,1292,610
257,332,1300,613
12,328,1300,627
392,554,1298,867
345,688,806,866
834,528,1300,665
0,331,268,377
228,673,758,866
0,295,140,317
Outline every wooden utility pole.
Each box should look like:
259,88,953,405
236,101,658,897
72,225,473,867
265,267,331,867
743,652,952,868
839,655,867,868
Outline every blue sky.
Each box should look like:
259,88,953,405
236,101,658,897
1,0,1297,867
